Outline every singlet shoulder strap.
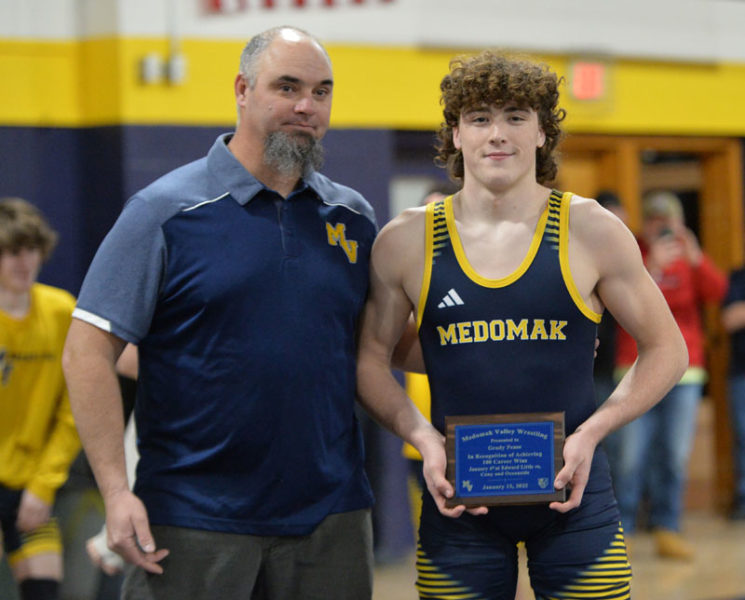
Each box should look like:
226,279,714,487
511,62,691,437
545,190,562,249
447,194,548,289
416,197,449,329
556,190,603,323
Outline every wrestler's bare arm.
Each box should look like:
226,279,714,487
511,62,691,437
357,209,426,431
356,208,486,518
549,199,688,512
573,198,687,431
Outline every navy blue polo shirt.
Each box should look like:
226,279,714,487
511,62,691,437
74,134,376,535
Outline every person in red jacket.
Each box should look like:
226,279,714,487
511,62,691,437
610,190,727,560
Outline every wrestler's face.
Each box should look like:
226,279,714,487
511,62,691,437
453,104,545,191
0,247,41,295
236,32,333,148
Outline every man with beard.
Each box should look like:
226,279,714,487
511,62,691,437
62,27,377,600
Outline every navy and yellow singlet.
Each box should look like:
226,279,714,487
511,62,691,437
414,190,631,600
417,190,601,435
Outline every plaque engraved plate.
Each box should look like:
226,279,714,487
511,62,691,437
445,412,566,507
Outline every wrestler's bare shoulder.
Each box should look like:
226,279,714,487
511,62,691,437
372,206,427,258
567,193,641,272
568,194,634,243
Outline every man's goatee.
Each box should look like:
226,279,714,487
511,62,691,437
264,131,325,177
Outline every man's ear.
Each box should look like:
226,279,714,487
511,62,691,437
234,74,248,103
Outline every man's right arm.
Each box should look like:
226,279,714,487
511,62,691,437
62,320,168,573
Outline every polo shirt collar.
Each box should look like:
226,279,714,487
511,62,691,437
207,133,325,205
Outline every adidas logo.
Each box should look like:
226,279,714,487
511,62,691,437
438,288,464,309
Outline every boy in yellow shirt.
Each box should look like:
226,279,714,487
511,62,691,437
0,198,80,600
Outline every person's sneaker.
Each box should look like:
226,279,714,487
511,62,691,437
653,529,694,560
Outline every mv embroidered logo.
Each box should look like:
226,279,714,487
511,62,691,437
438,288,464,309
326,222,358,264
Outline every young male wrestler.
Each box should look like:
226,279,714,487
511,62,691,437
356,52,688,599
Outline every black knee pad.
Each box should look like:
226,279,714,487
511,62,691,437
19,578,59,600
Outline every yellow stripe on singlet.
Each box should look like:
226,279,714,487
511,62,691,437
417,198,450,329
446,193,548,288
557,191,603,324
415,543,481,599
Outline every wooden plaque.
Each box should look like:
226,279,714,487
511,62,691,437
445,411,566,507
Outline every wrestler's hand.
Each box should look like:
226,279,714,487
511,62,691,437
105,489,169,574
549,426,596,513
16,489,51,532
419,430,488,519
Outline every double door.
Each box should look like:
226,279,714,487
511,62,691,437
557,134,744,511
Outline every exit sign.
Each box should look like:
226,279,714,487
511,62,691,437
570,60,608,101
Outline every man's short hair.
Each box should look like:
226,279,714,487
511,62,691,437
0,197,58,261
239,26,327,88
435,51,566,186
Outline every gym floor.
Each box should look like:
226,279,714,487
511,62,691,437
372,510,745,600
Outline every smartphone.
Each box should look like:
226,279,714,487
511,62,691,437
658,226,674,239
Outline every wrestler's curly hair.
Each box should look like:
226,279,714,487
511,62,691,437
435,51,566,186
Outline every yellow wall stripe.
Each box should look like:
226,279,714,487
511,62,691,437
2,37,745,134
0,40,81,126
